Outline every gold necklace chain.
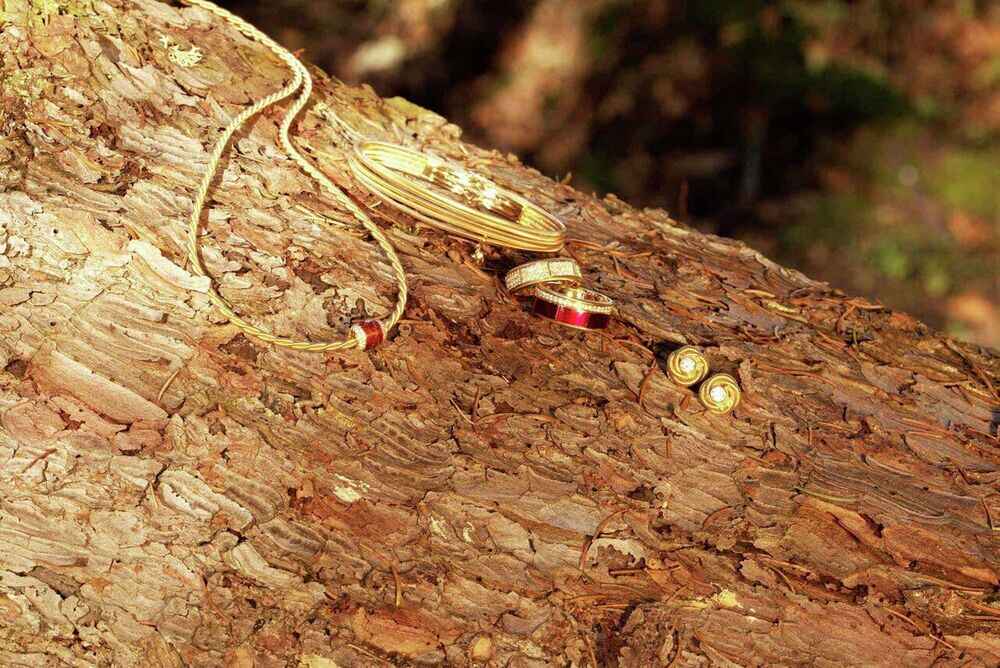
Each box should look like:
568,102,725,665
182,0,408,352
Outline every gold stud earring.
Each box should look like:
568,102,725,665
698,373,741,415
666,345,709,386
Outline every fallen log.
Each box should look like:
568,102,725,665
1,1,999,666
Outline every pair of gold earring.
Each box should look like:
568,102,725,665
665,346,741,415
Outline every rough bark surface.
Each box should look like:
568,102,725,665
2,2,1000,666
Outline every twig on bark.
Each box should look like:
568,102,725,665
579,509,627,570
883,607,956,652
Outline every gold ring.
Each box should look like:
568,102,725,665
666,346,709,386
505,258,583,294
532,284,614,331
699,373,741,414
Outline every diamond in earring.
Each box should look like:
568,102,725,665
666,346,707,386
699,373,741,415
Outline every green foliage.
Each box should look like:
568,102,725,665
929,150,1000,220
870,238,911,281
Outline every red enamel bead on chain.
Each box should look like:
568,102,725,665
351,320,385,351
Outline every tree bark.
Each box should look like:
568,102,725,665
2,1,1000,666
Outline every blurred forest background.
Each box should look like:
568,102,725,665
222,0,999,348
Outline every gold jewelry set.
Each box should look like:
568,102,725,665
346,144,616,333
179,0,742,414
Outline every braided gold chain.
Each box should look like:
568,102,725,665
182,0,408,351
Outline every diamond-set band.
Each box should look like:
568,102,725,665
531,284,615,331
505,258,583,293
533,285,615,315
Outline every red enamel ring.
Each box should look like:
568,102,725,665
532,285,615,331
